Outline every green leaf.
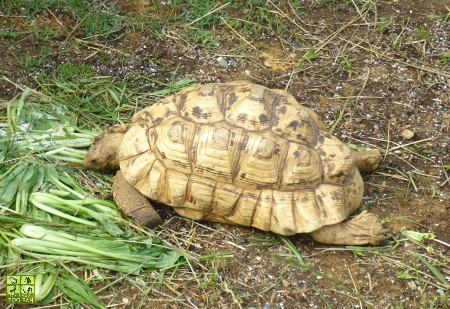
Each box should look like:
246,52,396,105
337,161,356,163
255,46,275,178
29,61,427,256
83,240,131,254
58,171,83,192
398,270,416,280
0,164,28,207
0,139,8,163
56,272,106,309
415,254,449,287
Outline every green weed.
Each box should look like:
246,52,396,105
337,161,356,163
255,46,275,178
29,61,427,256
417,26,431,42
439,11,450,23
179,0,222,28
339,56,354,73
378,16,393,34
440,53,450,66
0,0,60,17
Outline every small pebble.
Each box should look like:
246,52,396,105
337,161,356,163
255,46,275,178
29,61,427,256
217,57,228,69
401,129,414,139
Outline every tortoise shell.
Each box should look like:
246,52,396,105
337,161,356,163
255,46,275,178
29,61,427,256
118,81,363,236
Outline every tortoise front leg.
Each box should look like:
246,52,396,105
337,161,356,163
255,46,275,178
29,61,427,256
309,211,385,245
113,170,162,227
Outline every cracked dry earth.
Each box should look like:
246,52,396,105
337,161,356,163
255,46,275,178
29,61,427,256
0,0,450,308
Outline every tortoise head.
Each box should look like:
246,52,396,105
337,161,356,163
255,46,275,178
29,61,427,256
83,124,130,171
353,148,382,173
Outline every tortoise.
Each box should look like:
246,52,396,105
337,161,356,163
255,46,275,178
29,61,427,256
83,81,384,245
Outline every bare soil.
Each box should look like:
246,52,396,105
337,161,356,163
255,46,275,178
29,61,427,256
0,1,449,308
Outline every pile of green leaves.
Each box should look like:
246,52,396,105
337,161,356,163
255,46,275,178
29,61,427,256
0,88,183,308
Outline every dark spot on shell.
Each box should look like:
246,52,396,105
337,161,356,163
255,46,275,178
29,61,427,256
188,195,195,203
228,92,238,105
155,117,163,124
242,191,258,199
193,106,210,119
288,120,299,131
330,154,336,158
336,171,345,177
160,152,166,159
238,113,248,121
318,135,325,144
184,112,190,117
282,227,294,235
193,106,203,116
259,113,269,123
275,128,282,132
317,148,326,156
301,195,310,203
278,106,287,114
179,94,187,110
240,173,246,179
327,164,335,173
274,147,281,155
293,150,300,158
165,110,178,118
317,195,323,204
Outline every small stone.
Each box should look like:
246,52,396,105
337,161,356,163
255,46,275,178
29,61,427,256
217,57,228,69
264,61,272,67
407,281,417,290
401,129,414,140
282,279,290,287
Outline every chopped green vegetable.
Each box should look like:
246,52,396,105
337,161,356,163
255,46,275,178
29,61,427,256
8,224,182,275
401,229,436,242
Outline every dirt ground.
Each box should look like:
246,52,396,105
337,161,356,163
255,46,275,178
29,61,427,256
1,0,449,308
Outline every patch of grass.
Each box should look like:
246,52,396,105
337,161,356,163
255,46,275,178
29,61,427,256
0,0,60,17
417,26,431,42
179,0,222,28
440,53,450,66
1,0,126,37
319,0,338,5
339,56,354,73
68,0,126,37
179,28,219,51
439,11,450,23
53,63,95,82
16,47,52,73
226,1,290,36
391,17,410,48
378,16,393,34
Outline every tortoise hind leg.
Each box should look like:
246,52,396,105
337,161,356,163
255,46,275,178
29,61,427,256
309,211,385,245
113,170,162,227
